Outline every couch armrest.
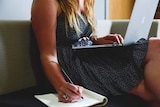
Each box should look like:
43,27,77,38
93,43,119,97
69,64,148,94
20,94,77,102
149,19,160,37
0,21,36,95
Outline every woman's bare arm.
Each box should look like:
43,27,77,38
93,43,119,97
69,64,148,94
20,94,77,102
31,0,83,103
31,0,66,92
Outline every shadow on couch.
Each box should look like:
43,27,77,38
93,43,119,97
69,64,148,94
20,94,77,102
0,86,149,107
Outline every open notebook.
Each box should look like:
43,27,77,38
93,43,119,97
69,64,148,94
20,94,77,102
34,88,108,107
72,0,159,50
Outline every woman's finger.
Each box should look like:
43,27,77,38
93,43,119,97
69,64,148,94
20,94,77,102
103,35,119,43
114,34,121,44
116,34,124,44
106,34,123,44
58,83,83,103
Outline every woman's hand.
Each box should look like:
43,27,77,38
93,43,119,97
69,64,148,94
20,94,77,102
58,82,84,103
93,34,124,45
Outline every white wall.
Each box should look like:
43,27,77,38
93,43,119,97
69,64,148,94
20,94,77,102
0,0,106,20
0,0,33,20
94,0,106,20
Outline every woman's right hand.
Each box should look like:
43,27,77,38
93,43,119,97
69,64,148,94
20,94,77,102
58,82,84,103
93,34,124,45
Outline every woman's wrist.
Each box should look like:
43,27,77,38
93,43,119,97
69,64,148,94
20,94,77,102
48,60,67,92
90,34,98,42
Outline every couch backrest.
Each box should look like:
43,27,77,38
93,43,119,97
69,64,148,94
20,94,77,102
0,19,159,95
97,19,160,38
0,21,36,95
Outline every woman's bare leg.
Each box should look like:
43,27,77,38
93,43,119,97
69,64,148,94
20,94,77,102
129,37,160,107
143,38,160,106
129,79,153,101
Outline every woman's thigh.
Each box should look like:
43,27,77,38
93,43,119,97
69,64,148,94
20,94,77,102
129,38,160,101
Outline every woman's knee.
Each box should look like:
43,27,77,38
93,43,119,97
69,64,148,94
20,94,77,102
148,38,160,50
145,38,160,62
129,80,154,101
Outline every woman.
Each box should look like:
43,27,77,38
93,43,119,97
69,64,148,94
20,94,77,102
31,0,160,106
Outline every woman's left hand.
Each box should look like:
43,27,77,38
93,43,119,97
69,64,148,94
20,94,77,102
93,34,123,45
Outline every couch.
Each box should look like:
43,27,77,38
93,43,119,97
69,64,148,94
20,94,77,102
0,20,159,107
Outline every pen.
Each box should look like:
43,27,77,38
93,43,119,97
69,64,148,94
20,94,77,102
61,68,84,99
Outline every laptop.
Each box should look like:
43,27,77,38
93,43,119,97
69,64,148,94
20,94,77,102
72,0,159,50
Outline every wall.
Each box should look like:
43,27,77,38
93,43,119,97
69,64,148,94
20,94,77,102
2,0,159,20
108,0,135,19
107,0,160,20
94,0,106,19
0,0,33,20
0,0,106,20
